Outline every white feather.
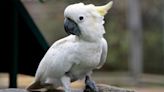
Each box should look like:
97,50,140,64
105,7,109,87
96,38,108,69
34,35,103,88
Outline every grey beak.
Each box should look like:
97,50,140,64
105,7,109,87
64,18,81,36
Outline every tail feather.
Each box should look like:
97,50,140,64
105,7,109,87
26,81,44,91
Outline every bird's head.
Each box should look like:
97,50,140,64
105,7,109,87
64,1,113,41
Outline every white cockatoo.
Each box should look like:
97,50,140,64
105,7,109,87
26,1,113,92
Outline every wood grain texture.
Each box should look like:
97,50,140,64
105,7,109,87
0,84,135,92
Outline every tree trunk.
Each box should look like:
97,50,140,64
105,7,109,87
127,0,143,84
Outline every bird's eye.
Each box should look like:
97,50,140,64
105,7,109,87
79,16,84,21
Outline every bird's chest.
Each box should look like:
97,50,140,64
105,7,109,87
61,41,102,80
74,42,102,68
67,43,102,80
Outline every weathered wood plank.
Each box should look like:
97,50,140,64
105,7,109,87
0,84,135,92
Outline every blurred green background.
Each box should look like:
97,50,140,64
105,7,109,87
22,0,164,74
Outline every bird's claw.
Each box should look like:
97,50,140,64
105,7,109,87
84,76,99,92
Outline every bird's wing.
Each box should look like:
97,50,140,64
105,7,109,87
35,35,77,80
96,38,108,69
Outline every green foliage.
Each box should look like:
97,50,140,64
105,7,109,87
143,30,164,74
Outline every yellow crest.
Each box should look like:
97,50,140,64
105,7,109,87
95,1,113,16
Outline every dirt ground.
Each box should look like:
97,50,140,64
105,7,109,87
0,72,164,92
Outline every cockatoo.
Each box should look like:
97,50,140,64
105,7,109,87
26,1,113,92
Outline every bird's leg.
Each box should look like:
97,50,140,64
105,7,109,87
61,75,71,92
84,75,98,92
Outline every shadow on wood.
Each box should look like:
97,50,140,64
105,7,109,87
0,84,135,92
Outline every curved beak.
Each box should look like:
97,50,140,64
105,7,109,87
64,18,81,36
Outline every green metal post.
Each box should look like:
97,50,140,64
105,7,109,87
9,0,18,88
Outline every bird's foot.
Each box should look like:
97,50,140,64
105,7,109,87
84,76,99,92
